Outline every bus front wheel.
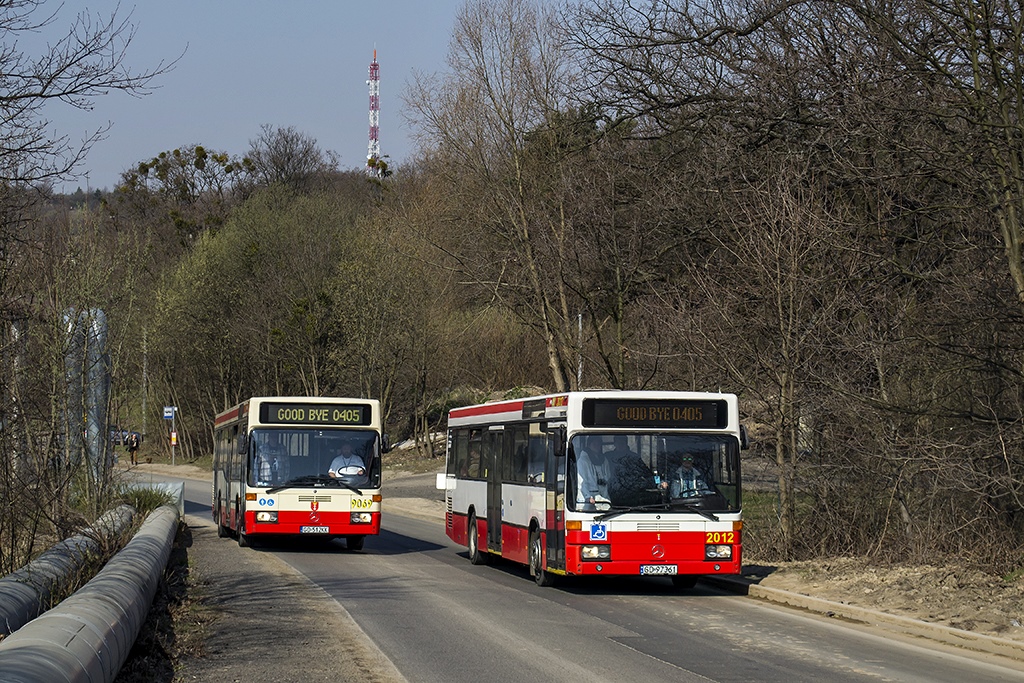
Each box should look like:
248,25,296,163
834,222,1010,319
530,530,556,587
237,519,251,548
346,535,365,551
467,513,487,565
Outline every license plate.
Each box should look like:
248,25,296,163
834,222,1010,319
640,564,678,576
300,526,329,533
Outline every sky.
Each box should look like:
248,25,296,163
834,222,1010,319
42,2,464,192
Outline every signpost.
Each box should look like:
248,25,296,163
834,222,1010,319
163,406,177,465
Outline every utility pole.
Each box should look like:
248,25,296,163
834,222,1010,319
142,330,148,443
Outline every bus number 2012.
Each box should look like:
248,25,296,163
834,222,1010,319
705,531,735,544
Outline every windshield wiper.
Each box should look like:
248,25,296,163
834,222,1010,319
594,501,720,523
669,501,720,522
594,503,672,522
266,475,363,495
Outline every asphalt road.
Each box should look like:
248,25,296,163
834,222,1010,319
165,472,1024,682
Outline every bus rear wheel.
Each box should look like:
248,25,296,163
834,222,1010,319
216,499,228,538
346,535,365,551
467,513,487,565
530,530,556,587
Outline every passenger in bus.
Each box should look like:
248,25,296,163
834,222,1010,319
662,455,713,498
329,441,366,479
255,433,288,486
576,435,611,510
607,435,658,504
466,440,481,478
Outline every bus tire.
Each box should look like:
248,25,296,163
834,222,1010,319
346,535,365,551
672,575,698,590
216,498,229,538
237,520,251,548
467,513,487,565
530,530,556,587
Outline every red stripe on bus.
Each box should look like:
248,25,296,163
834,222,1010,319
214,405,242,427
449,400,525,420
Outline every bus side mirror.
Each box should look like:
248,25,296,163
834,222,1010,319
739,425,749,450
237,434,248,456
382,434,391,453
553,425,566,458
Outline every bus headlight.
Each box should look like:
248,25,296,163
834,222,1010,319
350,512,373,524
581,545,611,560
705,544,732,560
255,511,278,523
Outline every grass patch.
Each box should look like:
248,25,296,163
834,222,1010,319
117,485,177,515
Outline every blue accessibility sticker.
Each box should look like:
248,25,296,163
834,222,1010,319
590,523,607,541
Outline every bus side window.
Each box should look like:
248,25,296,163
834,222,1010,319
507,424,529,482
527,427,547,484
229,426,240,481
467,429,482,478
453,429,469,477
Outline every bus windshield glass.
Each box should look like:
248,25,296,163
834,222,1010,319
568,433,739,513
248,428,380,489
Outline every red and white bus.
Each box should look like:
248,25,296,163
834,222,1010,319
437,391,745,586
212,396,384,550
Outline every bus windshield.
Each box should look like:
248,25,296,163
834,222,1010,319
568,433,739,513
248,428,380,488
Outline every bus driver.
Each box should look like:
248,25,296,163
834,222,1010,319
329,442,366,479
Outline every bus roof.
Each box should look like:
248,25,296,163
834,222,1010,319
448,390,738,429
214,396,381,429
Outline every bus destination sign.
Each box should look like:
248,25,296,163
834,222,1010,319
582,398,726,429
259,402,371,426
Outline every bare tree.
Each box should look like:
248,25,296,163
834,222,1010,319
833,0,1024,307
0,1,174,185
405,0,580,390
0,1,174,568
245,124,338,193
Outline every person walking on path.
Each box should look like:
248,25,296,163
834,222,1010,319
126,430,141,466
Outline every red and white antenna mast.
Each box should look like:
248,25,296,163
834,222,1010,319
366,49,381,175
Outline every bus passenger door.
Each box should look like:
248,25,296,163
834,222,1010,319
485,428,504,552
545,425,566,572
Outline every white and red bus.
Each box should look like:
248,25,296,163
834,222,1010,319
212,396,384,550
438,391,745,587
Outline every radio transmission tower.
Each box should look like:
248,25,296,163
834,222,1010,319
366,49,382,176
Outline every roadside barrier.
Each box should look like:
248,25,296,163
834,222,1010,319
0,502,180,683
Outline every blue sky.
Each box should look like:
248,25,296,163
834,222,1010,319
45,2,463,192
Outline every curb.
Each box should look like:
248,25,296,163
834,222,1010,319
702,575,1024,661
